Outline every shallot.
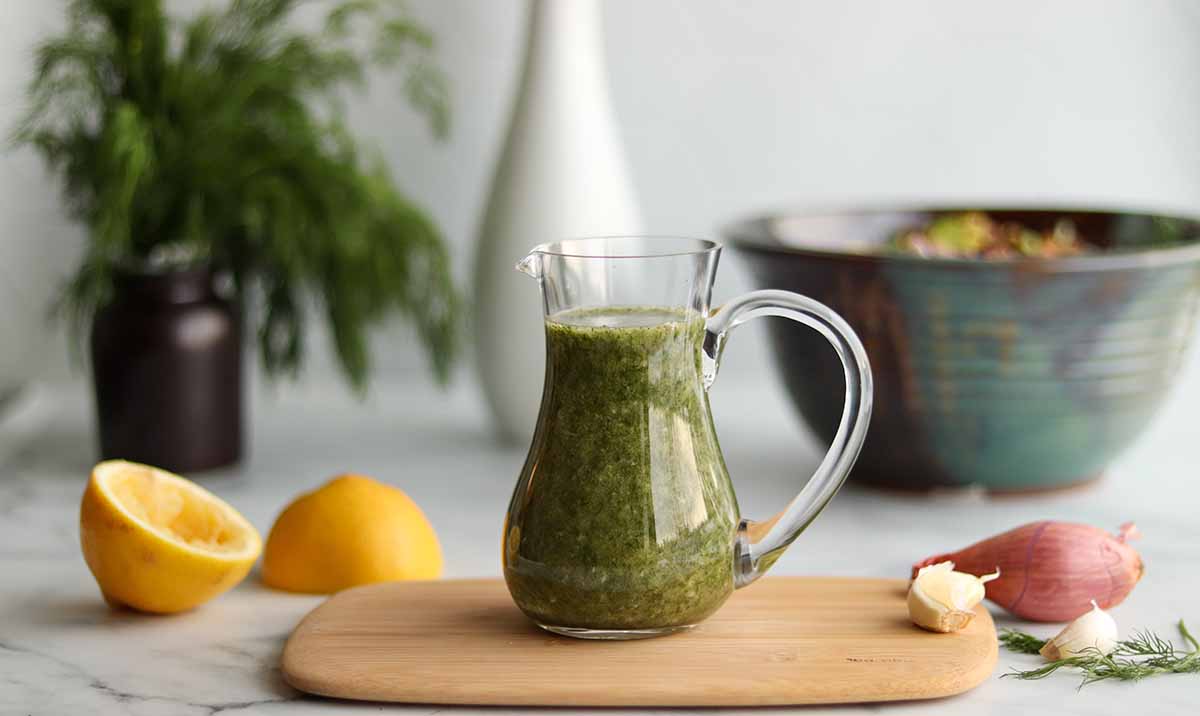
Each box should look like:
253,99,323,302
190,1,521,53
912,521,1143,622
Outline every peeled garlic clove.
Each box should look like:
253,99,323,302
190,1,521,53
907,561,1000,633
1039,600,1119,660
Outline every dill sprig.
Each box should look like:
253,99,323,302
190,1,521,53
1001,620,1200,687
998,629,1046,655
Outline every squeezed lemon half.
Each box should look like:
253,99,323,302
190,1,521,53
79,460,262,614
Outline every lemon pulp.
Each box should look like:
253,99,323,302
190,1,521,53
100,463,254,555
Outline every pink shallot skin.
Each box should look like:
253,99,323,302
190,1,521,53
912,521,1143,622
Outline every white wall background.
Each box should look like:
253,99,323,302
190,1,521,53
3,0,1200,390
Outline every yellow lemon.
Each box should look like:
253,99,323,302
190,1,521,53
262,474,442,593
80,460,262,614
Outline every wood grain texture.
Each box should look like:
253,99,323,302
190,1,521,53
281,577,997,707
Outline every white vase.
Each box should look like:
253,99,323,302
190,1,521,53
473,0,643,444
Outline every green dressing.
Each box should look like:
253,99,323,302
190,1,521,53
503,307,739,630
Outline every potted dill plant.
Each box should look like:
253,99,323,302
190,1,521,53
15,0,459,472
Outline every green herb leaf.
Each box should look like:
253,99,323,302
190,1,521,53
998,629,1046,655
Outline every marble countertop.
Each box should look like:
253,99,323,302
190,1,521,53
3,354,1199,715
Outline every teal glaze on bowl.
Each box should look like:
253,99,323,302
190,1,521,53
727,209,1200,491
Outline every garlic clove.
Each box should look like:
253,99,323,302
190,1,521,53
907,561,1000,633
1039,600,1119,660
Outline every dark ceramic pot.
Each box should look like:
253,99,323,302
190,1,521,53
726,208,1200,492
91,265,242,472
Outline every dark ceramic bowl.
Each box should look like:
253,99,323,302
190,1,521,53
726,208,1200,492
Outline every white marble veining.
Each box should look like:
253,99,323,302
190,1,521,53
3,353,1200,715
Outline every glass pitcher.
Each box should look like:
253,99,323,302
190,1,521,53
503,237,872,639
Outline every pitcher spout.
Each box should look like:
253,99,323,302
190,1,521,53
515,249,544,279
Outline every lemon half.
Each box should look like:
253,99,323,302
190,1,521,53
262,474,442,594
80,460,262,614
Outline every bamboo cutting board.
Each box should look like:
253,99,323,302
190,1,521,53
281,577,997,707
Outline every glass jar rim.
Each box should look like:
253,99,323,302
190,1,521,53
532,235,721,259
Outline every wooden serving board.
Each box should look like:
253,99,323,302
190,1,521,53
281,577,997,707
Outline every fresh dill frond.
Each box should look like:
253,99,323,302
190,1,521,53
999,629,1046,655
1001,620,1200,688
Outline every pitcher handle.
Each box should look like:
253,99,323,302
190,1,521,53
703,289,873,588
